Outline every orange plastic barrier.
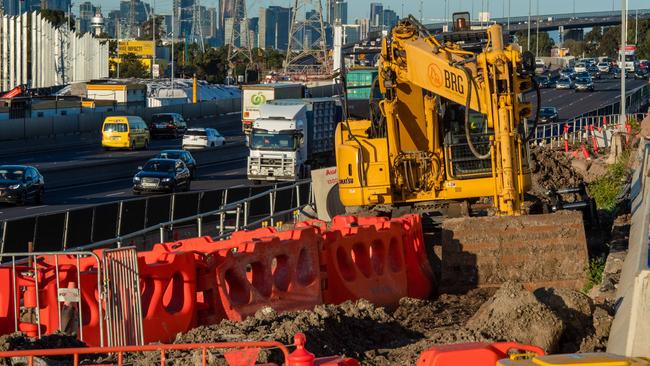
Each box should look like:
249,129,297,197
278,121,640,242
416,342,545,366
326,215,435,299
320,220,408,308
138,250,199,343
211,226,323,321
389,215,436,299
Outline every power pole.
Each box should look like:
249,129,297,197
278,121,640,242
226,0,254,84
284,0,330,77
620,0,626,120
190,0,205,52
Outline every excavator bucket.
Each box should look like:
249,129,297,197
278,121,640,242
438,210,588,293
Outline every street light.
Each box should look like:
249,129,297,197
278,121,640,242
620,0,626,120
527,0,531,51
535,0,539,58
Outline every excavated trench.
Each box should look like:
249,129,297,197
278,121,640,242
0,145,631,365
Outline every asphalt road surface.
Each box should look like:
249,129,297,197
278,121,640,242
527,77,647,120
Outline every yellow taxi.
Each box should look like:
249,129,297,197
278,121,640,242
101,116,150,150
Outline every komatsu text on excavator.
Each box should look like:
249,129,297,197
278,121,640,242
335,13,590,292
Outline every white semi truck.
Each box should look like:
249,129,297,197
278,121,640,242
247,98,339,183
241,84,305,134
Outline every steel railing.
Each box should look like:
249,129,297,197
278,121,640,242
0,180,312,255
74,180,311,252
528,112,647,148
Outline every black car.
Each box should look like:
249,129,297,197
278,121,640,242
535,75,555,88
0,165,44,205
634,68,649,80
539,107,559,123
156,150,197,178
148,113,188,138
132,159,191,194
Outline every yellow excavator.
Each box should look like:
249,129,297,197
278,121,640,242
335,13,589,292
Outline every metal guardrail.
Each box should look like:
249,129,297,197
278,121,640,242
528,113,647,148
0,180,313,254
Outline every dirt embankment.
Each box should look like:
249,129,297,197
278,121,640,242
121,284,608,366
528,146,585,201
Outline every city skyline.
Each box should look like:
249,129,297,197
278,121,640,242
54,0,650,21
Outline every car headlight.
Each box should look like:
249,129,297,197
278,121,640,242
162,178,172,182
133,176,141,183
8,184,21,190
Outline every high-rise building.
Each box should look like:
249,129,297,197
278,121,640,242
3,0,67,15
119,0,150,37
219,0,244,38
356,17,370,40
78,1,96,33
383,8,398,29
327,0,334,24
369,2,383,28
333,0,347,24
206,7,217,39
258,5,291,51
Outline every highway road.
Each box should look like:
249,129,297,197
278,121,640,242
528,77,647,120
0,114,249,220
1,79,647,222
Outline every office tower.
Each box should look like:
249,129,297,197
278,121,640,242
369,2,383,27
258,5,291,50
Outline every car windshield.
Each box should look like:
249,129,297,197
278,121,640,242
104,123,128,132
186,130,207,136
559,78,570,83
540,108,556,115
143,161,175,172
0,168,24,181
158,151,181,160
250,131,297,151
152,115,174,124
577,78,590,83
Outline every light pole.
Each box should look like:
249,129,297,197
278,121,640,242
507,0,510,31
620,0,626,120
151,0,156,79
527,0,531,51
535,0,539,58
171,0,175,91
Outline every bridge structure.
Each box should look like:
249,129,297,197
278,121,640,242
344,8,650,56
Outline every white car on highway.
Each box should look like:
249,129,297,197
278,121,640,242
182,128,225,149
574,63,587,73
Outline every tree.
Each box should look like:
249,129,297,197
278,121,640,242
514,31,555,56
563,39,586,57
111,53,149,78
40,9,74,30
139,15,166,43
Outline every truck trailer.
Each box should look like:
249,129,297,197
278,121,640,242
247,98,340,183
241,84,305,134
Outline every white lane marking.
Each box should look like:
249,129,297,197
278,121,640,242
105,191,125,197
25,205,48,210
224,171,240,176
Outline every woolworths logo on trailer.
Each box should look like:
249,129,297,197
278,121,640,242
250,93,267,106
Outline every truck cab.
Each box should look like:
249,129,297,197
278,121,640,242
247,104,307,182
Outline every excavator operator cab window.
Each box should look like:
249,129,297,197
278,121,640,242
453,12,471,32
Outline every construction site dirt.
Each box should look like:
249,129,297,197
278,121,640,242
0,146,629,365
0,285,612,366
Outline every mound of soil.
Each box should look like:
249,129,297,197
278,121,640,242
125,285,610,366
529,146,585,200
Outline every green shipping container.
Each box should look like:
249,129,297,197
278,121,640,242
347,69,381,100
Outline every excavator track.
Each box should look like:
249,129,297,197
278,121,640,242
438,210,588,293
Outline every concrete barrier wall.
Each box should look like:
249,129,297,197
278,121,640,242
607,139,650,356
0,98,240,142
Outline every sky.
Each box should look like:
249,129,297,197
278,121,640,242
105,0,649,20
